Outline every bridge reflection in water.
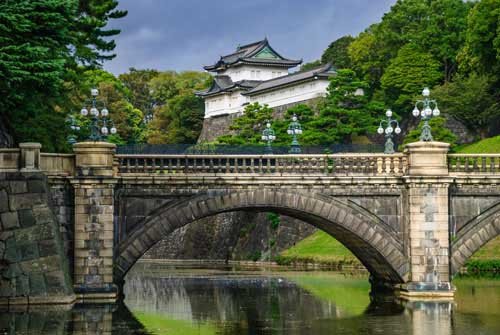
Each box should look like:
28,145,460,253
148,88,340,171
3,266,499,334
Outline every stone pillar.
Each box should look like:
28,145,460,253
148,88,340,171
19,142,41,172
71,142,117,302
400,141,454,299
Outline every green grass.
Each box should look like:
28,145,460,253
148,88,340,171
470,237,500,260
284,272,370,316
456,135,500,153
133,312,216,335
279,230,360,265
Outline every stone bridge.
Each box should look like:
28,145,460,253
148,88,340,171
1,141,500,303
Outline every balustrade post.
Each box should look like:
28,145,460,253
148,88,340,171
400,141,454,299
19,142,41,172
71,141,118,302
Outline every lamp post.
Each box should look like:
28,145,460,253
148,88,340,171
80,88,117,142
377,109,401,154
66,115,80,145
287,114,302,154
261,121,276,154
412,87,440,141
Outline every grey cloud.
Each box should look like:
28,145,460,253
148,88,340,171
104,0,396,74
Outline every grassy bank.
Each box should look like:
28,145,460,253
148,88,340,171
455,135,500,153
278,230,361,268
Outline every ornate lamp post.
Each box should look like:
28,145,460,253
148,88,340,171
80,88,117,141
377,109,401,154
287,114,302,154
66,115,81,145
412,87,440,141
261,120,276,154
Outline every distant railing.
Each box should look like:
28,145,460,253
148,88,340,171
116,153,408,176
116,143,385,155
448,154,500,174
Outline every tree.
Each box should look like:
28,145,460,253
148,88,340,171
64,69,145,145
321,35,354,69
147,94,205,144
72,0,128,67
217,103,274,145
0,0,77,151
307,69,379,144
300,60,322,72
146,71,211,144
348,25,387,88
460,0,500,78
381,44,442,113
432,74,500,138
119,68,160,115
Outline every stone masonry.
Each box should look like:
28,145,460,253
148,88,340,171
0,172,74,305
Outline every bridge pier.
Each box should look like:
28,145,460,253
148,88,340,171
71,142,118,302
398,142,454,299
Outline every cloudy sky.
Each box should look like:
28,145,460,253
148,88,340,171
104,0,396,75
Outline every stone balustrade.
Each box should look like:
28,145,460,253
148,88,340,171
448,154,500,174
115,153,408,176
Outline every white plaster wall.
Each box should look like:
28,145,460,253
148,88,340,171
249,79,329,108
205,91,249,118
222,66,288,82
204,79,329,118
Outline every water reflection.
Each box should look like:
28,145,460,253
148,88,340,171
1,265,500,334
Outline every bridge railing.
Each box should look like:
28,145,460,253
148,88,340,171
115,153,408,176
448,154,500,175
40,153,75,176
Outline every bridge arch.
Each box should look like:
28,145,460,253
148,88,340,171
451,202,500,275
114,189,409,284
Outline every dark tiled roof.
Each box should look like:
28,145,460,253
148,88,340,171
243,63,335,96
204,39,302,71
195,76,262,97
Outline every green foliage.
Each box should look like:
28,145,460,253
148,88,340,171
402,117,458,148
432,74,500,138
460,0,500,78
119,68,160,117
300,60,322,72
249,251,262,262
72,0,128,67
147,71,211,144
267,213,280,230
0,0,77,151
321,35,354,69
306,69,379,144
381,44,442,111
465,260,500,277
217,103,274,145
0,0,126,150
67,69,144,145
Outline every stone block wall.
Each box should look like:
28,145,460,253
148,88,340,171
0,172,74,305
48,180,75,275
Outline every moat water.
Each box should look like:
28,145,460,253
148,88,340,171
2,262,500,335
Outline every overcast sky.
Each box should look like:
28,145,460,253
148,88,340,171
104,0,396,75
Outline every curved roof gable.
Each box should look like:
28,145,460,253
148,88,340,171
204,39,302,71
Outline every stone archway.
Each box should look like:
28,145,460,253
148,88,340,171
451,202,500,275
114,189,409,285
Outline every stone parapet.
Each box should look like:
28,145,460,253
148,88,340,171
73,142,116,177
406,141,450,176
